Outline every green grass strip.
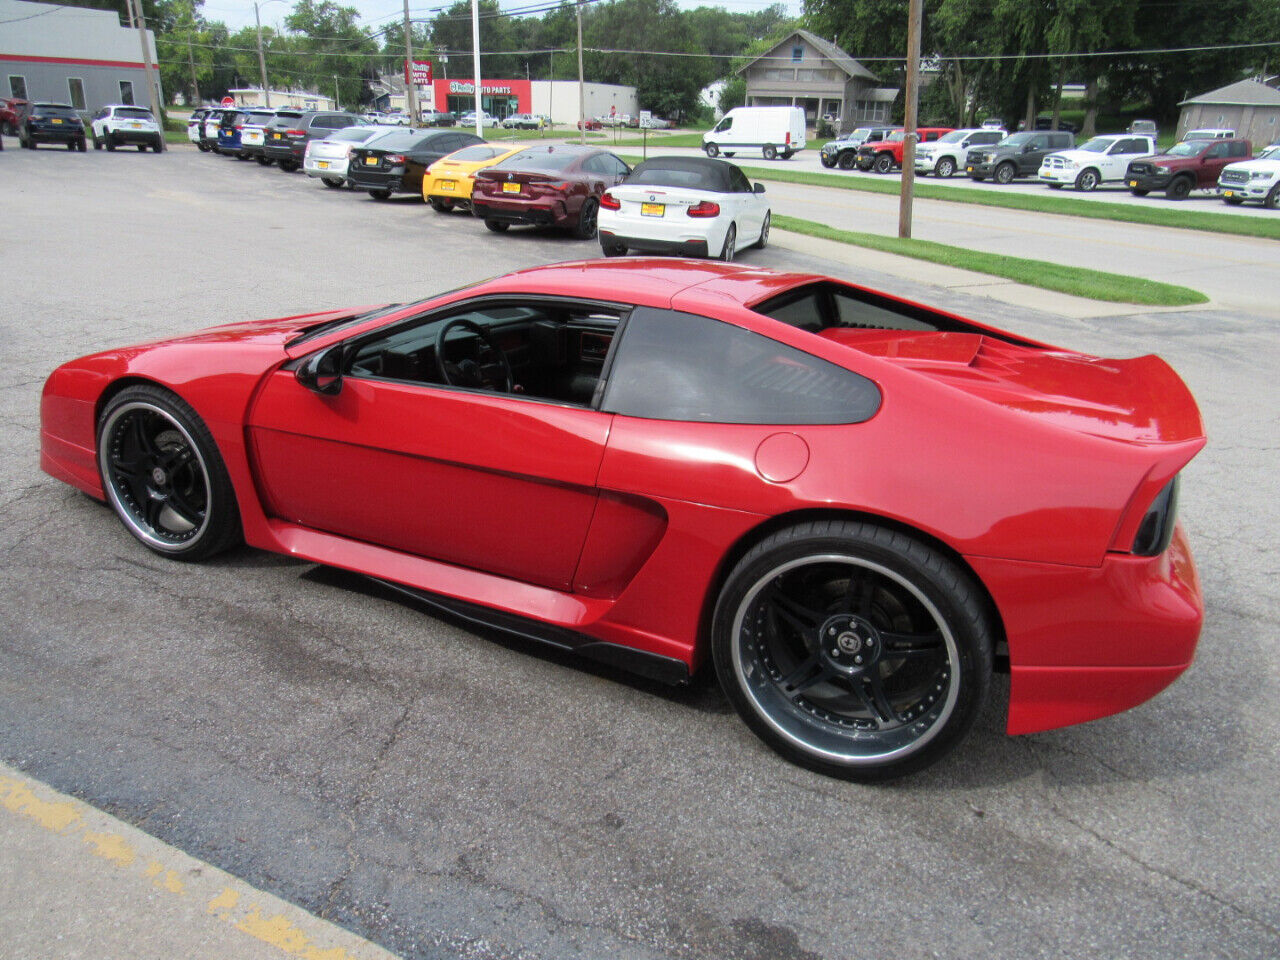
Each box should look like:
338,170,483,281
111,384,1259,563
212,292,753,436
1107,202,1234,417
614,154,1280,241
773,214,1208,307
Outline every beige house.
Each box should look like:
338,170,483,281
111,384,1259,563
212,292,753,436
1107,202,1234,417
737,29,897,133
229,88,335,111
1177,80,1280,147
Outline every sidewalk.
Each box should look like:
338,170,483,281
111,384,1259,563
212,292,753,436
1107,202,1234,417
0,764,398,960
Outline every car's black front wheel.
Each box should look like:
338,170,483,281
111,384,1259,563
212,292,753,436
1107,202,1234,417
1074,168,1099,191
574,197,599,239
935,157,955,178
753,211,770,249
994,162,1016,185
873,153,894,174
368,188,392,200
837,152,857,170
704,143,719,158
711,521,993,782
1166,176,1193,200
97,385,241,561
1266,184,1280,210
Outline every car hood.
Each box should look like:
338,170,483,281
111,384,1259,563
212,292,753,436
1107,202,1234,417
1221,158,1280,173
821,329,1203,445
1043,149,1109,163
143,306,382,350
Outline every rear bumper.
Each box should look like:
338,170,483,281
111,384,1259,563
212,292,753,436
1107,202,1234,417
349,171,406,193
305,157,349,178
107,128,160,145
599,229,709,257
472,196,569,227
969,524,1203,735
263,141,304,161
29,126,83,142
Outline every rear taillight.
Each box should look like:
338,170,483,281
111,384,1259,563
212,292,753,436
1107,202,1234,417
384,154,406,164
785,131,791,145
235,124,243,130
599,191,621,210
1131,477,1179,556
286,128,305,137
687,201,721,218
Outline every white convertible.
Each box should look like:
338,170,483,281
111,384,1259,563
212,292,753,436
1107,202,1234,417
597,156,770,261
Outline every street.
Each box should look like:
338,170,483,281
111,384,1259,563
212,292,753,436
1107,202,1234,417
2,145,1278,960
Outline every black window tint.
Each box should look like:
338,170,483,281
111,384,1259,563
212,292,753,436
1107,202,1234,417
731,167,752,192
1229,141,1248,157
602,308,880,425
1205,142,1228,159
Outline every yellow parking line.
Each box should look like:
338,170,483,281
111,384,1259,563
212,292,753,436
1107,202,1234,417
0,764,399,960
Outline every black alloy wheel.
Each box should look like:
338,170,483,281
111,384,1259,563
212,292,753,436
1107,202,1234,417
719,224,736,262
837,152,857,170
256,155,272,165
1166,177,1192,200
1074,168,1099,191
712,521,993,781
762,144,777,161
322,177,344,188
935,157,955,178
600,239,627,257
994,162,1015,185
1223,196,1244,205
97,385,241,561
574,197,599,240
820,155,835,168
873,153,894,174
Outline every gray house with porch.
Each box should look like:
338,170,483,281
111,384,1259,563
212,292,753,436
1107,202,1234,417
737,29,897,133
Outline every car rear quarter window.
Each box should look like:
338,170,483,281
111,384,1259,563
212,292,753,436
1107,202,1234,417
1229,141,1249,157
601,307,880,425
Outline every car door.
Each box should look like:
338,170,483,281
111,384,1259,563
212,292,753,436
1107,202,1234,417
1019,134,1048,174
1104,138,1143,180
1199,140,1233,185
727,164,763,240
246,299,618,592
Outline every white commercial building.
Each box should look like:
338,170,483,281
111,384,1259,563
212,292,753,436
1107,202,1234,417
530,80,638,125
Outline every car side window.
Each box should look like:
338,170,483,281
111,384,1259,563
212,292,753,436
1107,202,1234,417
601,307,880,425
731,166,752,193
609,155,630,177
1205,142,1229,159
1229,141,1248,157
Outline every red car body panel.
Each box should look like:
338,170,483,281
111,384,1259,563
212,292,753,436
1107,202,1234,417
39,259,1205,735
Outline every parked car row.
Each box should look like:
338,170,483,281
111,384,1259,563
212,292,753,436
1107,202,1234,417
196,118,773,260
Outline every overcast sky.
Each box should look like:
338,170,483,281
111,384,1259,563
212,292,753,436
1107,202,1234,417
201,0,802,37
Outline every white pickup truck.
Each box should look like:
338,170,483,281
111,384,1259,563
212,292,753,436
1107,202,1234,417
1218,143,1280,209
1038,134,1157,191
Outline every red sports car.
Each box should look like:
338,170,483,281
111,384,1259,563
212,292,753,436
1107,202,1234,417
40,261,1205,780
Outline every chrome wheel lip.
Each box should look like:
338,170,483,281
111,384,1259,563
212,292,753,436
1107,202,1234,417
98,400,212,553
730,553,961,767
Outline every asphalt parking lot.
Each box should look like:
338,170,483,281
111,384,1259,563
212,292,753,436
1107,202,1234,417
3,144,1279,960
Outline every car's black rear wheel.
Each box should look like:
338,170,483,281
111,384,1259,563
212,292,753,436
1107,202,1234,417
600,238,627,256
762,144,777,161
368,188,392,200
574,197,599,239
712,521,993,781
279,159,299,172
428,196,453,211
97,385,241,561
485,219,509,232
256,155,272,165
753,211,770,249
322,177,344,188
719,224,736,262
837,152,857,170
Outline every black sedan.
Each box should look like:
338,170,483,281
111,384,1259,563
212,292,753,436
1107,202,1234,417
348,130,486,199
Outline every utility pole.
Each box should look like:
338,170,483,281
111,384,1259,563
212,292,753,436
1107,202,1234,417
333,74,339,109
897,0,922,239
576,0,585,145
403,0,417,124
253,2,271,107
127,0,162,124
470,0,482,137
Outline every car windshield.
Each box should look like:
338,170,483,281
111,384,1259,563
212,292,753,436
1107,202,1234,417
936,130,969,143
327,126,379,143
1258,145,1280,160
1076,137,1115,153
115,108,153,120
492,149,581,171
886,131,905,142
1001,132,1035,147
1165,141,1206,157
847,128,872,139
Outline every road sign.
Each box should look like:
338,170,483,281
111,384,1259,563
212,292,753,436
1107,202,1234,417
221,96,234,107
405,60,432,87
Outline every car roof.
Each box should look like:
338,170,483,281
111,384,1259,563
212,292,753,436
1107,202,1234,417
627,155,739,192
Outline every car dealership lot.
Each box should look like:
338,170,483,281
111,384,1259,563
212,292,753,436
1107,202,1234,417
3,147,1279,959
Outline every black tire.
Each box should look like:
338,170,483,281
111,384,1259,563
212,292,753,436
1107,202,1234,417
994,162,1015,185
574,197,599,239
1166,176,1192,200
820,155,835,169
753,211,770,250
723,152,735,158
704,143,719,158
837,152,857,170
1223,196,1244,206
279,159,299,173
719,224,736,262
235,152,249,161
66,141,76,151
873,153,894,174
197,141,210,152
485,219,509,232
93,132,103,150
710,520,993,782
428,196,454,211
1265,184,1280,211
1130,188,1149,197
935,157,955,178
600,239,627,257
368,188,392,200
97,384,242,561
322,177,345,189
762,144,777,161
1074,168,1100,191
1047,183,1063,189
78,138,87,152
138,143,147,152
154,138,165,153
256,156,272,165
106,137,116,152
781,150,793,160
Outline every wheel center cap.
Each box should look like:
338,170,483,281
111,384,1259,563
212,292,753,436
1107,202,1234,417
151,466,167,486
821,615,881,672
836,631,861,654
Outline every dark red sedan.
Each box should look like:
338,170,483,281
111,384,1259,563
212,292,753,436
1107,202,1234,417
40,261,1205,781
471,145,630,238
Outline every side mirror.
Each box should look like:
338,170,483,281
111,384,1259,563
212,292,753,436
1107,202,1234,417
296,345,344,395
754,183,766,194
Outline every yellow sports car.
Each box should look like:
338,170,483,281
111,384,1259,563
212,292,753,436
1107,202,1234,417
422,143,529,211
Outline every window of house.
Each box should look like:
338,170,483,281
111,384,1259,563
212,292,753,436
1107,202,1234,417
67,78,86,111
119,81,135,105
9,76,26,99
791,45,804,62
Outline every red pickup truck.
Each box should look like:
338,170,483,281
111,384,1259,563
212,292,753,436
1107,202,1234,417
856,127,953,173
1125,138,1252,198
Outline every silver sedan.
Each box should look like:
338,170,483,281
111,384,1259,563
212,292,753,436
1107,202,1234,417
303,126,400,187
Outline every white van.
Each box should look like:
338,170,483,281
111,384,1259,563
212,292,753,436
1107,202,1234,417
703,106,806,161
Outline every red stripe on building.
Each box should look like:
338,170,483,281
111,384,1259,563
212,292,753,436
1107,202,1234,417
0,53,149,70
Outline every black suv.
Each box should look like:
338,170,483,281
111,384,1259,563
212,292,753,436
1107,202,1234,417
262,110,366,171
18,102,86,151
966,130,1075,183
